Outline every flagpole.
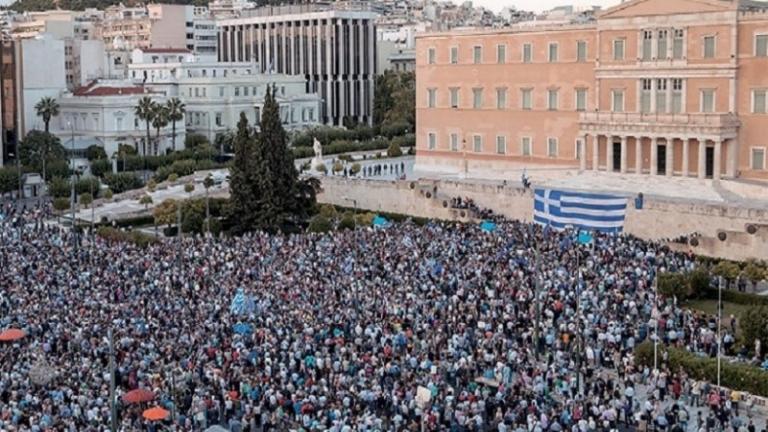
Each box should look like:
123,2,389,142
653,274,658,372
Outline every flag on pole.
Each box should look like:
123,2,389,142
534,189,628,233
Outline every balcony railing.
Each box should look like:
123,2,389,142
579,111,740,128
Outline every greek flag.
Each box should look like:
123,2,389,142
534,189,628,233
230,288,255,316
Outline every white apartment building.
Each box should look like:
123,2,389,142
16,35,67,137
128,47,321,141
54,82,178,157
217,3,378,126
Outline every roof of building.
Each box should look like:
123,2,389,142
73,81,155,97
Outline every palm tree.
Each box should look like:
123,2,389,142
165,98,185,152
34,97,60,133
134,97,156,156
151,104,169,156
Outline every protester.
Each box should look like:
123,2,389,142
0,202,763,431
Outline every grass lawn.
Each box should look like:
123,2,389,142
685,299,753,318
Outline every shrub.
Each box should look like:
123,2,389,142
102,189,113,200
139,195,153,209
146,179,157,192
380,122,410,138
742,305,768,358
90,159,112,177
168,173,179,183
332,161,344,173
46,160,71,179
308,214,332,233
182,209,204,233
387,141,403,158
48,176,70,198
184,182,195,194
315,163,327,175
350,163,361,175
103,172,144,194
185,133,210,150
75,177,100,196
52,197,70,212
635,341,768,397
338,214,356,230
318,203,337,219
354,212,375,227
96,226,158,248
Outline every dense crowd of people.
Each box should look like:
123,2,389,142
0,199,766,431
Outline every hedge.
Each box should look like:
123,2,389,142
96,226,158,248
701,288,768,306
292,138,392,159
635,341,768,397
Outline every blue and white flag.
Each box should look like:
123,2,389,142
533,189,628,233
230,288,255,316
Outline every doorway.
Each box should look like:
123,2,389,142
657,144,667,175
612,141,622,172
706,146,715,178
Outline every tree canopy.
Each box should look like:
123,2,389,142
227,86,318,234
373,70,415,131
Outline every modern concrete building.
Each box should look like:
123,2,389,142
96,4,218,59
416,0,768,181
128,47,321,142
217,3,378,126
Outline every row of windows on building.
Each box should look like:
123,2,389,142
426,83,768,114
423,132,768,171
427,87,589,111
428,41,590,65
428,33,768,65
185,85,287,99
426,132,564,158
184,106,316,127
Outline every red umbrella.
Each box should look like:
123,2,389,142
142,406,169,421
0,329,26,342
122,388,155,404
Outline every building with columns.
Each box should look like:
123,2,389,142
216,3,378,126
415,0,768,181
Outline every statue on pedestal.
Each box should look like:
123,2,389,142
312,138,323,170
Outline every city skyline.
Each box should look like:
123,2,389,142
470,0,619,13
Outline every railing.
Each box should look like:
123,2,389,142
579,111,740,127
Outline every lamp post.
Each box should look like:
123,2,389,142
717,275,723,388
68,121,77,249
109,328,117,432
343,196,357,228
653,274,659,372
533,245,541,361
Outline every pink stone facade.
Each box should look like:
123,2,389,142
415,0,768,181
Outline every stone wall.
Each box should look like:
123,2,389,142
317,177,768,260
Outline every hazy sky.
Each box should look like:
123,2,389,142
470,0,622,13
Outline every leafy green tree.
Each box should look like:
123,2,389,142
151,104,170,155
103,172,143,194
350,163,361,175
134,96,156,156
166,97,186,152
19,131,66,182
139,194,153,210
0,167,21,196
102,188,113,200
47,176,70,198
34,96,59,133
79,192,93,208
742,305,768,359
146,179,157,192
713,261,741,288
658,272,689,300
743,261,767,290
168,173,179,183
315,163,327,175
373,70,415,130
184,182,195,194
85,145,107,161
153,199,178,228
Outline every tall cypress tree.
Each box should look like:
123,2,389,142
252,86,297,231
228,112,258,234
